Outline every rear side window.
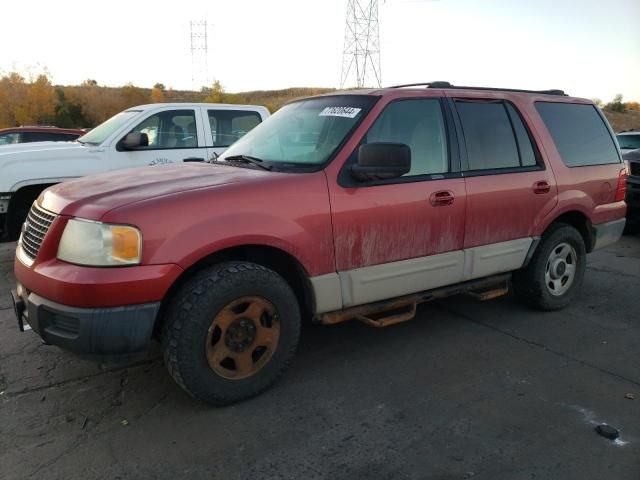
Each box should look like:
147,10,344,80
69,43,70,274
208,110,262,147
536,102,619,167
455,100,538,171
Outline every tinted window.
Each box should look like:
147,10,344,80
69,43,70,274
129,110,198,149
364,99,448,176
536,102,619,167
456,101,520,170
505,103,538,167
617,134,640,150
0,133,20,145
208,110,262,147
22,132,78,142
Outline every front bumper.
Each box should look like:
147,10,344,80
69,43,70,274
11,283,159,356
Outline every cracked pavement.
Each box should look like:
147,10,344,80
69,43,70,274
1,235,639,479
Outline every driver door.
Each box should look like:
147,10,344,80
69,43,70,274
110,108,206,169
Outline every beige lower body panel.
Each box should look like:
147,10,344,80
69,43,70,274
311,237,533,314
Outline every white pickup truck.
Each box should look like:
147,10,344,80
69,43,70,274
0,103,270,239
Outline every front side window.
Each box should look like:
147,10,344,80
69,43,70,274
363,98,448,177
455,100,522,170
129,110,198,149
219,95,376,168
208,110,262,147
536,102,620,167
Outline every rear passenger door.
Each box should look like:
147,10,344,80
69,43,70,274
111,108,207,169
450,97,557,278
203,109,263,160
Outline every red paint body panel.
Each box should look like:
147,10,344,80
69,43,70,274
324,90,466,270
13,215,183,307
15,87,627,312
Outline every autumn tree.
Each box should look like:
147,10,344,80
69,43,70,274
606,94,626,113
0,72,29,127
151,82,165,103
13,74,56,125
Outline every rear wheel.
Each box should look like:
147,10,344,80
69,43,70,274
512,223,586,311
161,262,301,405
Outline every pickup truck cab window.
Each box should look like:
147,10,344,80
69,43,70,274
219,95,376,169
208,110,262,147
129,110,198,149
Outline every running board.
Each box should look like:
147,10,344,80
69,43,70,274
315,274,511,327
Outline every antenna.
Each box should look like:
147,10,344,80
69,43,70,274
190,20,210,90
340,0,382,88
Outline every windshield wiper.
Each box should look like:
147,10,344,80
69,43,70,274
223,155,272,171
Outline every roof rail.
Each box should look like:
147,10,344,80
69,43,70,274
388,82,567,96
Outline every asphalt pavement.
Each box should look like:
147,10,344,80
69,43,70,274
1,235,639,480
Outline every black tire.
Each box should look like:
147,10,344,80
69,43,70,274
624,216,640,235
7,199,32,240
512,223,586,311
161,261,301,406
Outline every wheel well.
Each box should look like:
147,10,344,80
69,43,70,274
156,245,315,335
10,184,54,208
5,184,55,239
548,211,595,252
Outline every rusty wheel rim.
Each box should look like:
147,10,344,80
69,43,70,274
205,296,280,380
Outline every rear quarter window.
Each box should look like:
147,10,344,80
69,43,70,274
535,102,620,167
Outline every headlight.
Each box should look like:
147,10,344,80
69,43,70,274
57,218,142,266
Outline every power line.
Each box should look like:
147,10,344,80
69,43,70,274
340,0,382,88
190,20,210,90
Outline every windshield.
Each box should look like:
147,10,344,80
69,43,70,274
77,110,141,145
219,95,376,168
617,134,640,150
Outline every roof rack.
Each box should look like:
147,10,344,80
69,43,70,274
388,81,567,96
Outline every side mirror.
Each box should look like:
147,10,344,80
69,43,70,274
350,142,411,181
122,132,149,150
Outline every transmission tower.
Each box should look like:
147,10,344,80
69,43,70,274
340,0,382,88
190,20,210,90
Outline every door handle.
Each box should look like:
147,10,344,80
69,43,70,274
430,190,454,207
533,180,551,194
183,157,205,162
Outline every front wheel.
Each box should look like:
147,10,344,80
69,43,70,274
512,224,586,311
161,262,301,405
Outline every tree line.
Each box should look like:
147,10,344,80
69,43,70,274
0,71,636,130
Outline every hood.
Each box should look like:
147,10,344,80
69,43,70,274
40,163,271,219
0,141,84,157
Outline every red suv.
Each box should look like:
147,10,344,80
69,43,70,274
12,82,627,405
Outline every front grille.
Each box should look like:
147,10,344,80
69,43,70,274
21,203,56,261
630,161,640,176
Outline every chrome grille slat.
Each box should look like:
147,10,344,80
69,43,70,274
20,203,56,261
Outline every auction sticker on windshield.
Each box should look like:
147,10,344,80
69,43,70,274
319,107,362,118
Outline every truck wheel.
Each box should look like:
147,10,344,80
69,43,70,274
512,223,586,311
624,217,640,235
161,261,301,405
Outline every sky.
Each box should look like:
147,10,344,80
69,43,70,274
2,0,639,101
